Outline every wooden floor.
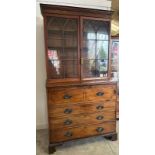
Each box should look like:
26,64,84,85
36,121,119,155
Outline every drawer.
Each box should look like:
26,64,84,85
50,121,116,143
84,111,115,125
84,101,116,113
49,111,116,130
48,101,116,117
85,85,116,101
48,87,84,104
48,104,84,117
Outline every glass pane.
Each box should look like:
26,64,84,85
83,40,95,59
46,16,78,79
82,19,110,78
96,41,108,59
97,33,108,40
83,59,108,78
62,60,78,78
48,59,78,79
48,47,78,60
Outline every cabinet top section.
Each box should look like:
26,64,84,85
40,4,113,18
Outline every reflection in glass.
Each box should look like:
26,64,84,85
97,33,108,40
48,59,78,79
87,33,96,39
47,16,79,79
83,40,95,59
48,49,60,75
96,41,108,59
82,19,110,78
83,59,108,78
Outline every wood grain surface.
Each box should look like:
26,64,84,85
50,121,116,143
49,111,116,130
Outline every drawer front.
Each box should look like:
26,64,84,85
49,104,84,117
48,87,84,104
49,111,116,130
84,101,116,113
48,100,116,117
84,111,115,124
50,122,116,143
85,85,116,101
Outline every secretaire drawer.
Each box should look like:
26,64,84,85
50,121,116,143
48,87,84,104
85,85,116,101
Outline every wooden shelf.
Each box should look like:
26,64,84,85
49,59,78,61
48,47,77,49
48,29,77,33
48,37,76,40
83,39,109,41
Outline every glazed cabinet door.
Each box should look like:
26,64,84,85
81,17,111,80
45,15,80,82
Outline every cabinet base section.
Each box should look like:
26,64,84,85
104,133,117,141
48,143,64,154
49,144,56,154
48,132,117,154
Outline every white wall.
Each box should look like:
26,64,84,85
36,14,48,129
37,0,111,11
36,0,112,129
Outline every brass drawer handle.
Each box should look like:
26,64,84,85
96,115,104,120
64,119,72,125
96,105,104,110
64,131,72,137
96,127,104,133
64,109,72,114
64,94,72,99
96,92,104,96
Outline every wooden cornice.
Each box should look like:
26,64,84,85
40,4,114,18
